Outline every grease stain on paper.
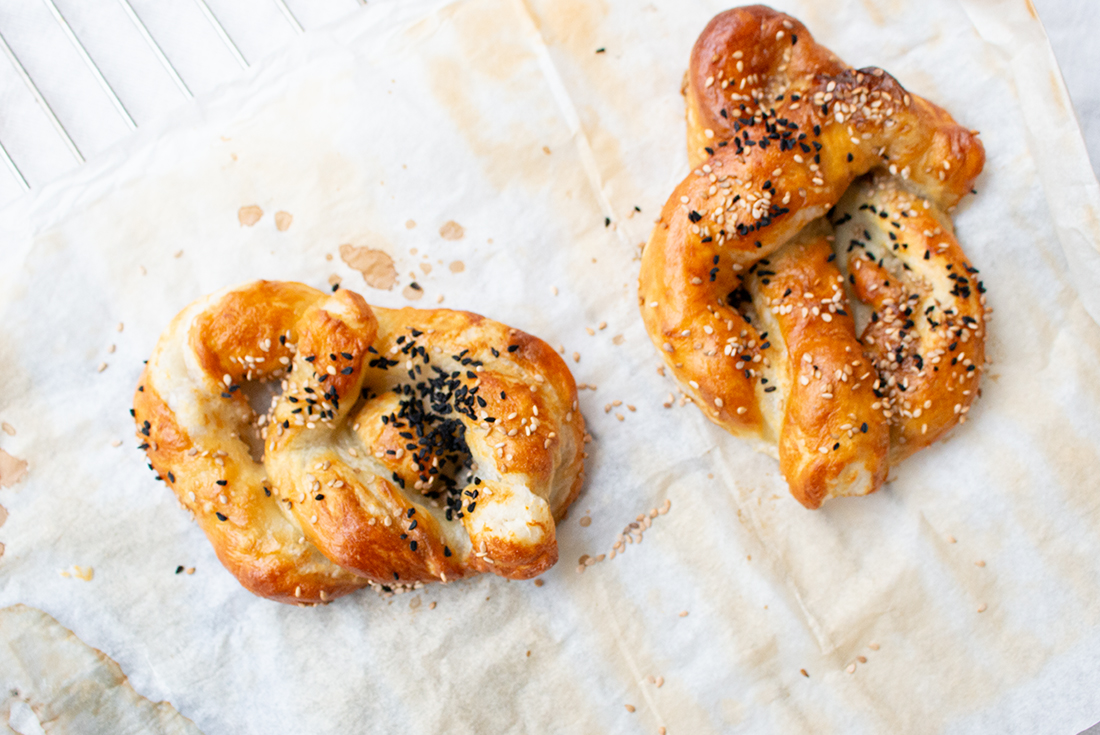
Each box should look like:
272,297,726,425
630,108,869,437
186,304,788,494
0,605,204,734
0,450,27,488
340,244,397,290
238,205,263,226
439,221,465,241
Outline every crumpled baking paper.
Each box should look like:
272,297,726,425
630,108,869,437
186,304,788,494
1,0,1099,733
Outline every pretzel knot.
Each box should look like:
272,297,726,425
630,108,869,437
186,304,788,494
133,281,586,604
640,5,989,508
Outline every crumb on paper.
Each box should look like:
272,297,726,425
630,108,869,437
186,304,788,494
613,334,625,345
339,243,397,290
405,219,417,229
275,210,293,231
542,146,551,155
116,322,124,332
402,283,424,301
1,422,14,436
533,578,544,587
449,260,465,273
97,362,108,373
173,250,183,258
0,449,28,487
679,610,689,618
238,205,263,226
429,601,436,610
551,285,558,295
977,603,987,613
107,344,116,354
436,294,444,303
439,220,465,240
110,439,122,448
624,704,636,713
801,668,809,677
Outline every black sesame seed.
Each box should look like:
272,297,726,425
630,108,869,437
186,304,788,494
216,512,227,521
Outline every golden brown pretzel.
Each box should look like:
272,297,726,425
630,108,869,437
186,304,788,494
639,5,987,508
133,281,586,604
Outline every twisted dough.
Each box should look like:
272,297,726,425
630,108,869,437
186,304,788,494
134,281,585,604
640,5,988,508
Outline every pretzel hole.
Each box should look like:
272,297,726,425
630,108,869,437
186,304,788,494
241,374,285,463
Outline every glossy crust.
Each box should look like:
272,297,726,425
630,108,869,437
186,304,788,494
640,5,987,508
134,281,586,604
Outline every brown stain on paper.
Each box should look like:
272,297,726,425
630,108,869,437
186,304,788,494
439,221,465,241
422,1,560,193
449,260,466,273
0,449,27,488
0,605,203,733
274,211,293,231
238,205,263,226
340,244,397,290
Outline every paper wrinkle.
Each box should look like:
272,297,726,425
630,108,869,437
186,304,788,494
512,0,622,247
0,0,1099,733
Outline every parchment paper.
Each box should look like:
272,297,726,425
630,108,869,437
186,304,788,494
1,0,1099,733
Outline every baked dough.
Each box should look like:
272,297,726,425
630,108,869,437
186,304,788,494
134,281,586,604
640,5,987,508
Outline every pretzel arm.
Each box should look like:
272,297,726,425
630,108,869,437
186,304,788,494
134,283,365,604
832,175,987,461
262,289,458,592
745,223,889,508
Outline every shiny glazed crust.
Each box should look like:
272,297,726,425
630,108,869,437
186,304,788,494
134,281,586,604
640,5,988,508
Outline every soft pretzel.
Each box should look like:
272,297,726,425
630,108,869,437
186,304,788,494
639,5,987,508
133,281,586,604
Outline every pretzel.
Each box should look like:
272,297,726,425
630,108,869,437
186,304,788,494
133,281,586,604
639,5,987,508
